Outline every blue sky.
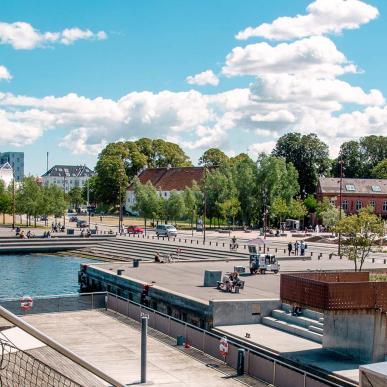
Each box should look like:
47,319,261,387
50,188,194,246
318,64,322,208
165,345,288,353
1,0,387,175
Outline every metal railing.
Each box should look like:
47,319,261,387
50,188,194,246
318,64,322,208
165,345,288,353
106,292,356,387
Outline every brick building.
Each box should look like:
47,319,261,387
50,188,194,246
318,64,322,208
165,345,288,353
125,166,206,212
316,177,387,218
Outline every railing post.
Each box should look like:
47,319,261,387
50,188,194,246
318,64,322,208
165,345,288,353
273,360,276,385
91,293,94,310
141,316,148,383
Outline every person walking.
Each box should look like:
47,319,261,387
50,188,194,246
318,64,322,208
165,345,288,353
294,240,299,255
287,242,292,256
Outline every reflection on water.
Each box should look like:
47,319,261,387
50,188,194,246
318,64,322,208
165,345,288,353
0,254,98,299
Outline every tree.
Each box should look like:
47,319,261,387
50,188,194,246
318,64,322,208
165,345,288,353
164,190,185,224
334,207,384,271
94,155,128,207
316,198,331,220
218,197,240,230
199,148,229,167
82,175,98,204
0,180,11,224
270,197,288,226
183,182,203,231
288,198,308,222
272,133,330,195
15,177,42,226
133,178,160,234
371,159,387,179
320,205,345,231
303,195,318,214
68,187,83,208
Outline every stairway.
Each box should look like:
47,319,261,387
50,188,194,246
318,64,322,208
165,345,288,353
262,304,324,343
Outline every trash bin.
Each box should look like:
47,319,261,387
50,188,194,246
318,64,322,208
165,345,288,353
176,336,185,346
67,228,74,235
133,259,140,268
90,229,97,235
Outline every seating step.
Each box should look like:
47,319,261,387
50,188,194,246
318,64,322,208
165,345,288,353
272,309,323,329
281,303,323,321
319,317,324,323
309,325,324,334
262,316,322,343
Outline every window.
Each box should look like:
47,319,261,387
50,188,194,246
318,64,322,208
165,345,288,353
342,200,348,210
164,192,167,197
372,185,381,192
345,184,355,191
370,200,376,208
355,200,362,210
329,199,336,206
383,201,387,212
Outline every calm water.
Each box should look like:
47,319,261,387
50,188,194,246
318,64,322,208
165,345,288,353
0,254,98,299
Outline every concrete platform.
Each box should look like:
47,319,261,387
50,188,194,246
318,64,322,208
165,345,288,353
215,324,362,384
23,310,264,386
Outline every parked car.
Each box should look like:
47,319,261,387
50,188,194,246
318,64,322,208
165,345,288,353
39,215,48,221
155,224,177,237
127,225,144,234
77,220,88,228
70,216,78,222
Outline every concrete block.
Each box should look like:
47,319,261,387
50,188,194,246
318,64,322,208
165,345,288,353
203,270,222,287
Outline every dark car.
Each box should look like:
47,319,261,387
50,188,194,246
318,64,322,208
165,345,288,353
40,215,48,221
70,216,78,222
77,220,88,228
127,225,144,234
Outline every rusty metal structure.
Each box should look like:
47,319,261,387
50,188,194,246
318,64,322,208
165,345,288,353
280,272,387,312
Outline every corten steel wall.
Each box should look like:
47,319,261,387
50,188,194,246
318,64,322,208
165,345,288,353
280,272,387,312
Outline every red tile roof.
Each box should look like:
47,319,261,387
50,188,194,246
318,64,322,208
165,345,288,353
129,167,206,191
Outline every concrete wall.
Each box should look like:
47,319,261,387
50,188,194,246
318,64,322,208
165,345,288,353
211,299,280,326
323,309,387,363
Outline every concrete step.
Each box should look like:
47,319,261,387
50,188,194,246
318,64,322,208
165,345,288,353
319,317,324,323
271,309,323,329
309,325,324,334
281,303,323,321
262,316,323,343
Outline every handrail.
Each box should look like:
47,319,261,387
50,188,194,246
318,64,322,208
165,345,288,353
0,304,126,387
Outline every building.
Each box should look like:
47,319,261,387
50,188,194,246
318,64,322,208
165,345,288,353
126,166,206,211
0,162,13,187
316,177,387,218
0,152,24,181
41,165,94,193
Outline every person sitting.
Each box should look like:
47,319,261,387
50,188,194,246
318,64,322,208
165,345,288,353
26,230,32,238
86,229,91,238
16,227,21,236
43,231,47,238
47,231,51,239
80,229,85,237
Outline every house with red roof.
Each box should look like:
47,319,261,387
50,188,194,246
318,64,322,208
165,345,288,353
125,166,206,212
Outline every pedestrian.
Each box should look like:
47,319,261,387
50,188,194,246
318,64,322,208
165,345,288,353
287,242,292,256
100,216,103,222
300,241,305,256
294,240,299,255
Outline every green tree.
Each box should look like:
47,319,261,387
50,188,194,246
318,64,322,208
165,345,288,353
218,197,241,230
371,159,387,179
303,195,318,214
133,178,160,234
15,177,42,226
334,207,384,271
270,197,288,226
183,182,203,230
68,187,84,208
164,190,185,224
0,180,12,224
316,198,331,220
272,133,331,195
199,148,229,167
82,175,98,204
288,198,308,222
94,155,128,208
321,205,345,231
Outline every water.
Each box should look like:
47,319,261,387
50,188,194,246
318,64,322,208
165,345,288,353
0,254,98,299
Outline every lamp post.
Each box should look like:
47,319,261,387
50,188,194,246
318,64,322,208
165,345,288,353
12,173,15,229
63,173,67,229
338,160,344,257
203,167,207,243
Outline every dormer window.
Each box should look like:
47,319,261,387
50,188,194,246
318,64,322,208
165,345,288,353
345,184,355,191
371,185,381,192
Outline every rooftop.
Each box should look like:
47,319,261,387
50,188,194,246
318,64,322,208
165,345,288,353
42,165,94,178
128,166,207,191
318,177,387,195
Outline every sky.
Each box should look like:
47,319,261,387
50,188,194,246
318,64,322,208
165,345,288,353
1,0,387,176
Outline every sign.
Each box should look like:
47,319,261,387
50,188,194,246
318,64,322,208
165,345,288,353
20,295,33,311
219,337,229,357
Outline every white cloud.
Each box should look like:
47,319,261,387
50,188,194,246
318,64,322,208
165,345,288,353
0,66,11,80
236,0,379,40
186,70,219,86
0,21,107,49
223,36,356,78
247,141,277,157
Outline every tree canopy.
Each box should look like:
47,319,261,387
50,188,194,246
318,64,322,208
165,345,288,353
199,148,229,167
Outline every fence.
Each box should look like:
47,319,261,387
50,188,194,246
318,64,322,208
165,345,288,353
280,272,387,312
0,292,106,316
106,293,354,387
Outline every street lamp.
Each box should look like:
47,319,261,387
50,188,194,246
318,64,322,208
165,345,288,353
338,160,344,257
12,171,15,229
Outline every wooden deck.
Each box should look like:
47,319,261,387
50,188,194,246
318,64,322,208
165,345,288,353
23,310,265,386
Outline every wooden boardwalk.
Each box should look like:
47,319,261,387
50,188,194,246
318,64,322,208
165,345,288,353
23,310,266,386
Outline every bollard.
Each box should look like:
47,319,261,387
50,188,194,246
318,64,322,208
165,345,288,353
311,252,313,257
372,258,375,263
275,248,277,253
191,240,193,244
244,245,246,250
179,238,181,242
267,248,269,252
384,259,386,264
197,240,199,245
223,243,225,247
184,239,186,243
141,316,148,383
318,254,321,260
237,349,245,376
216,242,218,247
329,253,332,260
209,241,212,246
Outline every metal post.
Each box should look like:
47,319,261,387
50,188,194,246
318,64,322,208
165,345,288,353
12,174,15,229
141,316,148,383
338,160,343,257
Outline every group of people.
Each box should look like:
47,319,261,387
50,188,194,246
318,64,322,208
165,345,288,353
221,272,242,292
80,229,92,238
51,223,65,233
16,226,51,239
154,251,175,263
287,240,308,256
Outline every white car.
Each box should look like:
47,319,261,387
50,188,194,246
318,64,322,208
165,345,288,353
155,224,177,237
